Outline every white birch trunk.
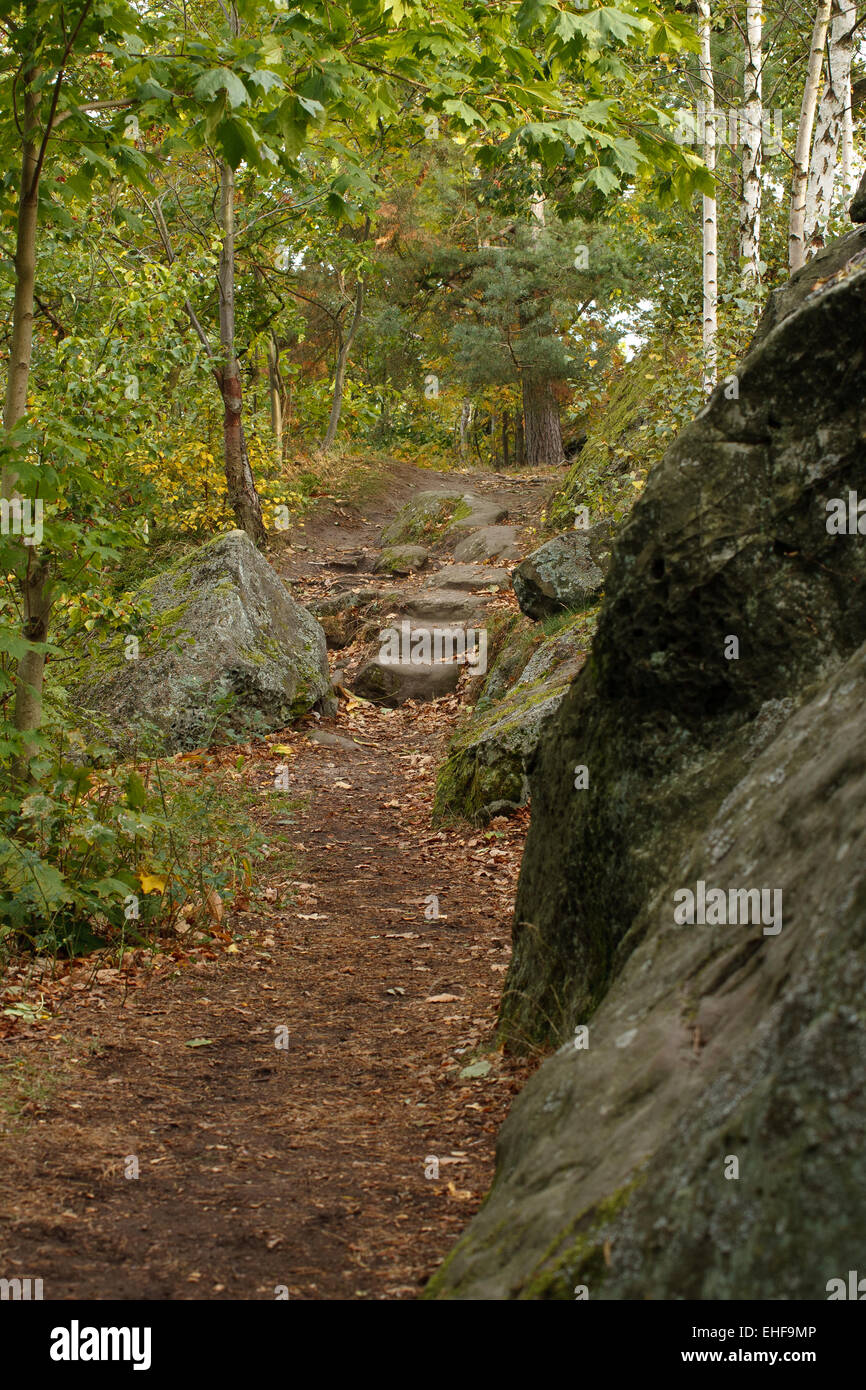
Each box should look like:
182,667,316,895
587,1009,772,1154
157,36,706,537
739,0,763,280
805,0,856,252
698,0,718,392
789,0,834,271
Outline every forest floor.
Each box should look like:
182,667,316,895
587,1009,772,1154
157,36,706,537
0,460,558,1300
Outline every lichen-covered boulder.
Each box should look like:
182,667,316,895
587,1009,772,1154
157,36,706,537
512,525,613,620
71,530,333,754
504,241,866,1050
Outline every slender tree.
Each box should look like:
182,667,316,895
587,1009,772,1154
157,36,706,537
739,0,763,281
789,0,834,270
698,0,718,391
805,0,856,252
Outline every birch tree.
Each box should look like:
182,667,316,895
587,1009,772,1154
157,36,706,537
804,0,856,252
789,0,834,271
739,0,763,280
698,0,718,391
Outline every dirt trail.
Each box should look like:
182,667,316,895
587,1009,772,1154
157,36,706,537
0,463,552,1300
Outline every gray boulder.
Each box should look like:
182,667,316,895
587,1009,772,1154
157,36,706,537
429,639,866,1299
512,525,612,620
453,526,522,563
372,544,429,575
72,530,333,754
445,496,508,532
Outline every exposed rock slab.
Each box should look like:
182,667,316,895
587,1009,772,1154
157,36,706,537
453,526,522,563
425,564,510,591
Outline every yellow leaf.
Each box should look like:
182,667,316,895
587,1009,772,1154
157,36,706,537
139,872,167,894
270,743,296,755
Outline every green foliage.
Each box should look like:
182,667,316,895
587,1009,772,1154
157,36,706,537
0,748,264,957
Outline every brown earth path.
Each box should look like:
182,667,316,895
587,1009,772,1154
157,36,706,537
0,462,556,1300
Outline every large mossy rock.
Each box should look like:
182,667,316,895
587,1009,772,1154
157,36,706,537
72,530,333,754
380,491,464,547
512,525,612,620
428,233,866,1298
433,614,590,824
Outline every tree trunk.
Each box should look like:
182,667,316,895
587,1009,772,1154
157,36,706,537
805,0,856,252
515,409,525,466
322,276,364,452
457,398,474,462
502,412,510,470
3,74,52,769
698,0,718,392
522,374,564,466
217,157,266,546
790,0,834,271
739,0,763,281
267,333,283,461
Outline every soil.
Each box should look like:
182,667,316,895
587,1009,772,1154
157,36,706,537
0,461,559,1301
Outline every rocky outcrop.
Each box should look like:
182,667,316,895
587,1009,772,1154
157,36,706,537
428,233,866,1298
429,639,866,1299
72,530,333,754
512,525,612,620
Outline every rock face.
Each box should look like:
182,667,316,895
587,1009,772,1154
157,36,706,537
428,235,866,1298
512,525,612,620
849,167,866,221
73,531,333,754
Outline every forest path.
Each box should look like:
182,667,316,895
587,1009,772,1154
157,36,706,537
0,462,553,1300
